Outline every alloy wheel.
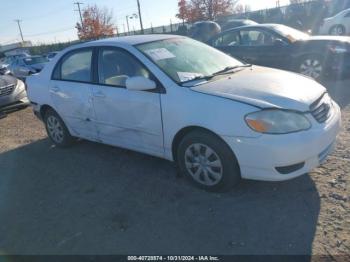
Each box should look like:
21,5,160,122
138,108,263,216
184,143,223,186
330,25,345,36
47,115,64,144
299,58,323,79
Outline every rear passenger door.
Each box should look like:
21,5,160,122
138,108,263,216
91,47,164,157
50,48,98,140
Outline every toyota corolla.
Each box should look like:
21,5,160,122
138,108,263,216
26,35,341,191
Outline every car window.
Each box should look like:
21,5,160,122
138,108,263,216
24,57,48,65
137,37,242,84
60,49,92,82
98,48,150,87
345,11,350,18
213,31,240,47
239,29,277,46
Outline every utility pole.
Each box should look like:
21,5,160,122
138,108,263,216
74,2,84,26
126,16,130,35
115,25,119,36
208,0,213,20
136,0,144,34
14,19,24,42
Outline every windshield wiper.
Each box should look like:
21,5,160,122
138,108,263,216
180,64,252,85
211,64,252,77
180,74,215,84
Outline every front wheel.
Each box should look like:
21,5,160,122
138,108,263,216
44,109,74,147
177,130,241,192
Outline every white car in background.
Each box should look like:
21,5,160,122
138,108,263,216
319,8,350,35
26,35,341,192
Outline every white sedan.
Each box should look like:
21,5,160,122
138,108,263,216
319,8,350,36
26,35,341,191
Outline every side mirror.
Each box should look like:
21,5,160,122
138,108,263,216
126,76,156,91
274,39,286,46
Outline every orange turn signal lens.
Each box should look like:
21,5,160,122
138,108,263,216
246,119,268,133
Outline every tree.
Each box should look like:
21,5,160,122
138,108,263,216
176,0,189,23
176,0,238,22
76,5,115,40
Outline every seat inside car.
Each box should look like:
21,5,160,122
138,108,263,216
100,52,149,86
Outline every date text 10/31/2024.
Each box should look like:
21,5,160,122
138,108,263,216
127,256,220,261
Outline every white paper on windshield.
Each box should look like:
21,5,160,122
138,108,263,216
145,48,175,61
177,72,203,82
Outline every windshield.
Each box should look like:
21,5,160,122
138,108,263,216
24,56,48,65
271,25,309,42
136,37,242,84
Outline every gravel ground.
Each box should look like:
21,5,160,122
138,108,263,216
0,80,349,256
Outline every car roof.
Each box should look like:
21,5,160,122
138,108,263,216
221,23,280,33
226,19,256,23
92,34,182,46
55,35,185,55
337,8,350,15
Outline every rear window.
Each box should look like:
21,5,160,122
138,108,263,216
24,57,48,65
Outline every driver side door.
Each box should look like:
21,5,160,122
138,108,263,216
235,28,291,69
210,30,244,61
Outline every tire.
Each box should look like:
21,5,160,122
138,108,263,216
297,54,324,80
329,25,346,36
177,130,241,192
44,109,74,147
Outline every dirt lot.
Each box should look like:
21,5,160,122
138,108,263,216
0,80,349,256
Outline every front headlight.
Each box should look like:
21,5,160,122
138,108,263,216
245,109,311,134
16,79,26,90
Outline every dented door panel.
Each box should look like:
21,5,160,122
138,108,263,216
49,80,98,139
91,86,164,157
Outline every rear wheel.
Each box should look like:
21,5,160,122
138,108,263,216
177,130,241,192
298,55,324,80
44,109,74,147
329,25,346,36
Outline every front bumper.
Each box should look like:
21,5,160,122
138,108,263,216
0,84,29,112
0,97,30,113
222,102,341,181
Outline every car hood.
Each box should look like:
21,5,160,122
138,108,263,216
190,66,326,111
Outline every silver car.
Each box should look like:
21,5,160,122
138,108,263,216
9,56,48,80
0,75,29,115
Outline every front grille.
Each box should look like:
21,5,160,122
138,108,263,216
0,84,15,97
310,94,331,123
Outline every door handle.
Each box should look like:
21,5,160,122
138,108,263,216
50,86,60,92
93,91,106,98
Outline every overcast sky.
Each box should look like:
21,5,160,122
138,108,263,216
0,0,290,45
